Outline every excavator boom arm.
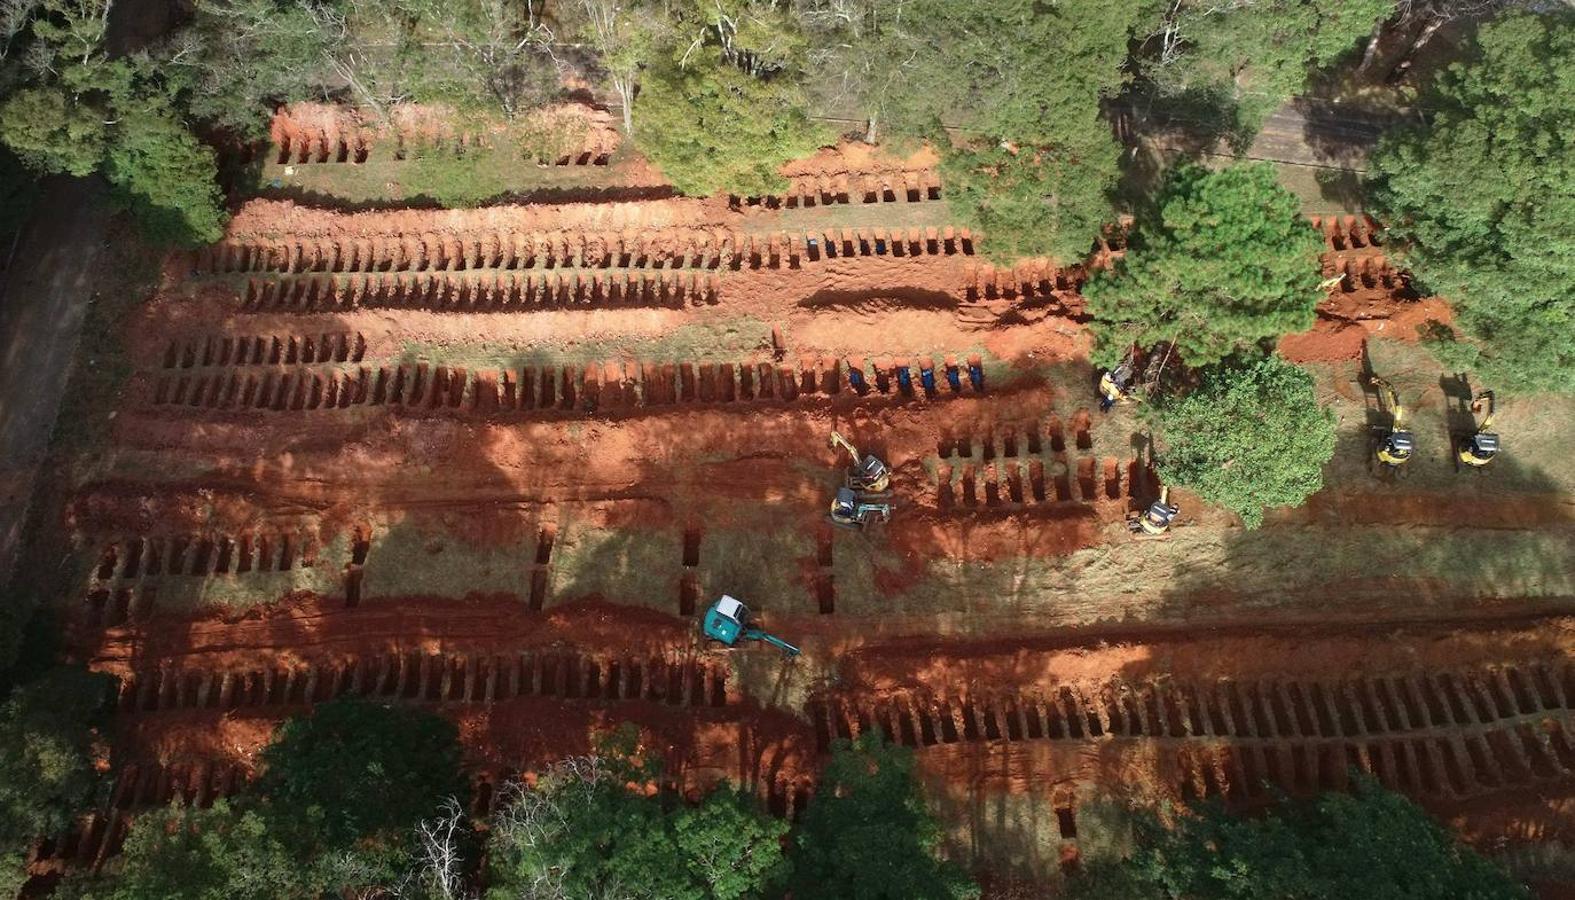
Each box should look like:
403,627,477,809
1371,377,1405,430
745,628,801,657
828,431,861,466
1473,391,1495,432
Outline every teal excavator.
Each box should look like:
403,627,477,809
702,595,800,657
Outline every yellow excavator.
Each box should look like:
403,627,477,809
828,432,893,529
829,431,890,493
1098,365,1133,412
1126,486,1179,537
1370,376,1415,468
1458,391,1500,468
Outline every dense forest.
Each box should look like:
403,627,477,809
2,0,1568,389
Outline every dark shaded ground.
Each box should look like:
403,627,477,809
0,179,110,587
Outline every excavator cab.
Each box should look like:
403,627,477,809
1098,362,1135,412
1458,391,1499,468
1378,431,1415,466
1370,377,1415,468
829,487,892,530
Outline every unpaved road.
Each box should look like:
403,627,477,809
0,179,108,587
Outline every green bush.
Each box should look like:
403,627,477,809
65,699,467,897
1088,163,1324,367
1150,353,1335,528
849,0,1143,261
634,52,826,197
485,725,788,899
790,734,978,900
102,107,228,247
66,803,325,900
174,0,343,139
0,85,107,177
1071,779,1527,899
1368,11,1575,393
0,668,112,893
257,698,468,852
1143,0,1395,144
939,127,1119,264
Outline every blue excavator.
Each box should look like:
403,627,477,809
701,595,800,657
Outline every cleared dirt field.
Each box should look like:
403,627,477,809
29,107,1575,889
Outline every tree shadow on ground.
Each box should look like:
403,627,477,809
1148,373,1572,627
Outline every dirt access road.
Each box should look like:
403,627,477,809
0,179,111,591
21,107,1575,893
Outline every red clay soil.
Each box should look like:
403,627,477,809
270,102,623,162
1281,214,1453,362
44,144,1562,888
88,610,1575,878
83,594,694,674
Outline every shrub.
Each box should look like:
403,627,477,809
633,52,826,197
101,107,228,247
257,698,468,852
0,85,107,177
939,129,1119,264
0,668,112,894
1149,353,1336,528
790,733,978,900
485,726,788,899
1071,778,1528,899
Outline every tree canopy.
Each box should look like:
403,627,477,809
1148,353,1335,528
1144,0,1396,145
1071,779,1527,899
256,698,468,852
485,726,788,899
0,668,111,896
1368,10,1575,393
790,734,977,900
1088,163,1324,366
817,0,1146,261
634,50,826,197
939,125,1119,263
0,0,229,245
65,699,469,898
68,803,327,900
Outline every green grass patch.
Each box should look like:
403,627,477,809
398,318,776,370
698,527,814,616
361,522,535,601
552,518,682,612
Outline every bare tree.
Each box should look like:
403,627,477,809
1360,0,1560,79
17,0,111,78
573,0,669,133
0,0,46,63
796,0,915,141
383,795,478,900
416,797,473,900
436,0,560,119
484,755,623,900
